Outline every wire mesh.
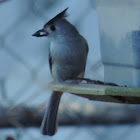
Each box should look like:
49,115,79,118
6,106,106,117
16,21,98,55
0,0,140,140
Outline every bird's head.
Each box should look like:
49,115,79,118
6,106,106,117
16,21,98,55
32,7,79,41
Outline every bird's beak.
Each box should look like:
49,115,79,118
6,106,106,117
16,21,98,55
32,29,48,37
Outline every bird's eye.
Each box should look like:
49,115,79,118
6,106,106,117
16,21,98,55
50,25,56,31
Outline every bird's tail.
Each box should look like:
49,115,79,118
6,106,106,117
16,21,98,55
41,91,63,136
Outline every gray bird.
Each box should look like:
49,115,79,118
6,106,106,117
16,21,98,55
32,8,88,136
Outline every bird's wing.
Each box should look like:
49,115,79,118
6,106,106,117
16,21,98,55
49,51,53,74
85,40,89,54
77,41,89,79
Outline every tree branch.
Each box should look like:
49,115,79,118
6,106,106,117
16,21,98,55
0,105,140,128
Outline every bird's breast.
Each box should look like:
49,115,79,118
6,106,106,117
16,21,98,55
50,40,87,81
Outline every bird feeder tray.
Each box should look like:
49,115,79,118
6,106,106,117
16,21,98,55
48,82,140,104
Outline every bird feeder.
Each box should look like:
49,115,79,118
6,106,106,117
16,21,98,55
95,0,140,87
48,1,140,104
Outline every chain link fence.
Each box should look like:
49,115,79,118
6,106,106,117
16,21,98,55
0,0,140,140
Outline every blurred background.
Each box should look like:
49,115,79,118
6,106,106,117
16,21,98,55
0,0,140,140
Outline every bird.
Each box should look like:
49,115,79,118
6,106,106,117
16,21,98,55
32,7,88,136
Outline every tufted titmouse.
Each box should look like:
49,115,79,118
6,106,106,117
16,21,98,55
33,8,88,136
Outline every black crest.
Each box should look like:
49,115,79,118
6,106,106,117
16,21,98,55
44,7,68,28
